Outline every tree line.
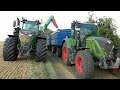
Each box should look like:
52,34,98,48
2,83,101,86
86,12,120,47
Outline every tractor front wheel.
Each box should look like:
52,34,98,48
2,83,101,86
3,37,18,61
36,39,47,62
62,42,71,66
75,50,94,79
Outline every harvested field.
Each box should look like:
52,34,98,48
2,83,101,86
0,42,120,79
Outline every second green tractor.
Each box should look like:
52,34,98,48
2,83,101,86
48,21,120,79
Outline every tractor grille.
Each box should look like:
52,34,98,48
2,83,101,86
19,30,34,45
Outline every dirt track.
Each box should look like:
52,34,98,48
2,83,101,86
0,42,120,79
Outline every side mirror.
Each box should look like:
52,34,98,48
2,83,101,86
13,20,16,27
17,18,20,26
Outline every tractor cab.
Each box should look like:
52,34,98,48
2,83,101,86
18,20,41,46
79,23,98,46
71,21,98,47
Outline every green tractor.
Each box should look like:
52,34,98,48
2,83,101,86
62,21,120,79
3,15,58,61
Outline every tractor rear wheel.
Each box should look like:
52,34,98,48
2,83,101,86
3,37,18,61
36,39,47,62
75,50,94,79
62,42,71,66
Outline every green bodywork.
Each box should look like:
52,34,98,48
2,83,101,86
86,36,114,60
86,36,105,59
64,23,113,60
22,21,39,47
64,23,98,49
21,15,55,47
40,15,54,30
63,37,76,48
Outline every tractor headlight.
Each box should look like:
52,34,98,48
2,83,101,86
19,33,24,36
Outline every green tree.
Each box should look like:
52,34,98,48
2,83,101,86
87,11,96,23
87,12,120,46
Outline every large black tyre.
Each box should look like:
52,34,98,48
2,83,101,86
75,50,94,79
3,37,18,61
55,47,62,58
62,42,71,66
36,39,47,62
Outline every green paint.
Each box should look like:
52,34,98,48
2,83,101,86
65,35,111,60
63,37,76,48
21,15,54,46
86,36,110,59
40,15,54,31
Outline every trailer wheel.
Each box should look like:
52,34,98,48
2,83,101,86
75,50,94,79
47,45,51,51
49,46,52,52
47,45,49,50
56,47,62,57
51,46,56,54
62,42,71,66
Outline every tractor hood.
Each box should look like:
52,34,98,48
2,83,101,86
95,37,114,55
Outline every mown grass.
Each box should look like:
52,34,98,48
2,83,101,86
45,60,58,79
30,59,58,79
30,60,48,79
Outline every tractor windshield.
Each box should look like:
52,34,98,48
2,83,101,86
22,21,39,30
80,23,98,38
79,23,98,46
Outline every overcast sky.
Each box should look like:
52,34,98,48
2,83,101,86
0,11,120,41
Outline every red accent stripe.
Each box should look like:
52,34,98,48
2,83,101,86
52,18,58,28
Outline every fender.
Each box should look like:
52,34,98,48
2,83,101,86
62,37,76,49
8,35,18,37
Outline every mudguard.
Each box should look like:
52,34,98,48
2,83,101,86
62,37,76,49
8,35,18,37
